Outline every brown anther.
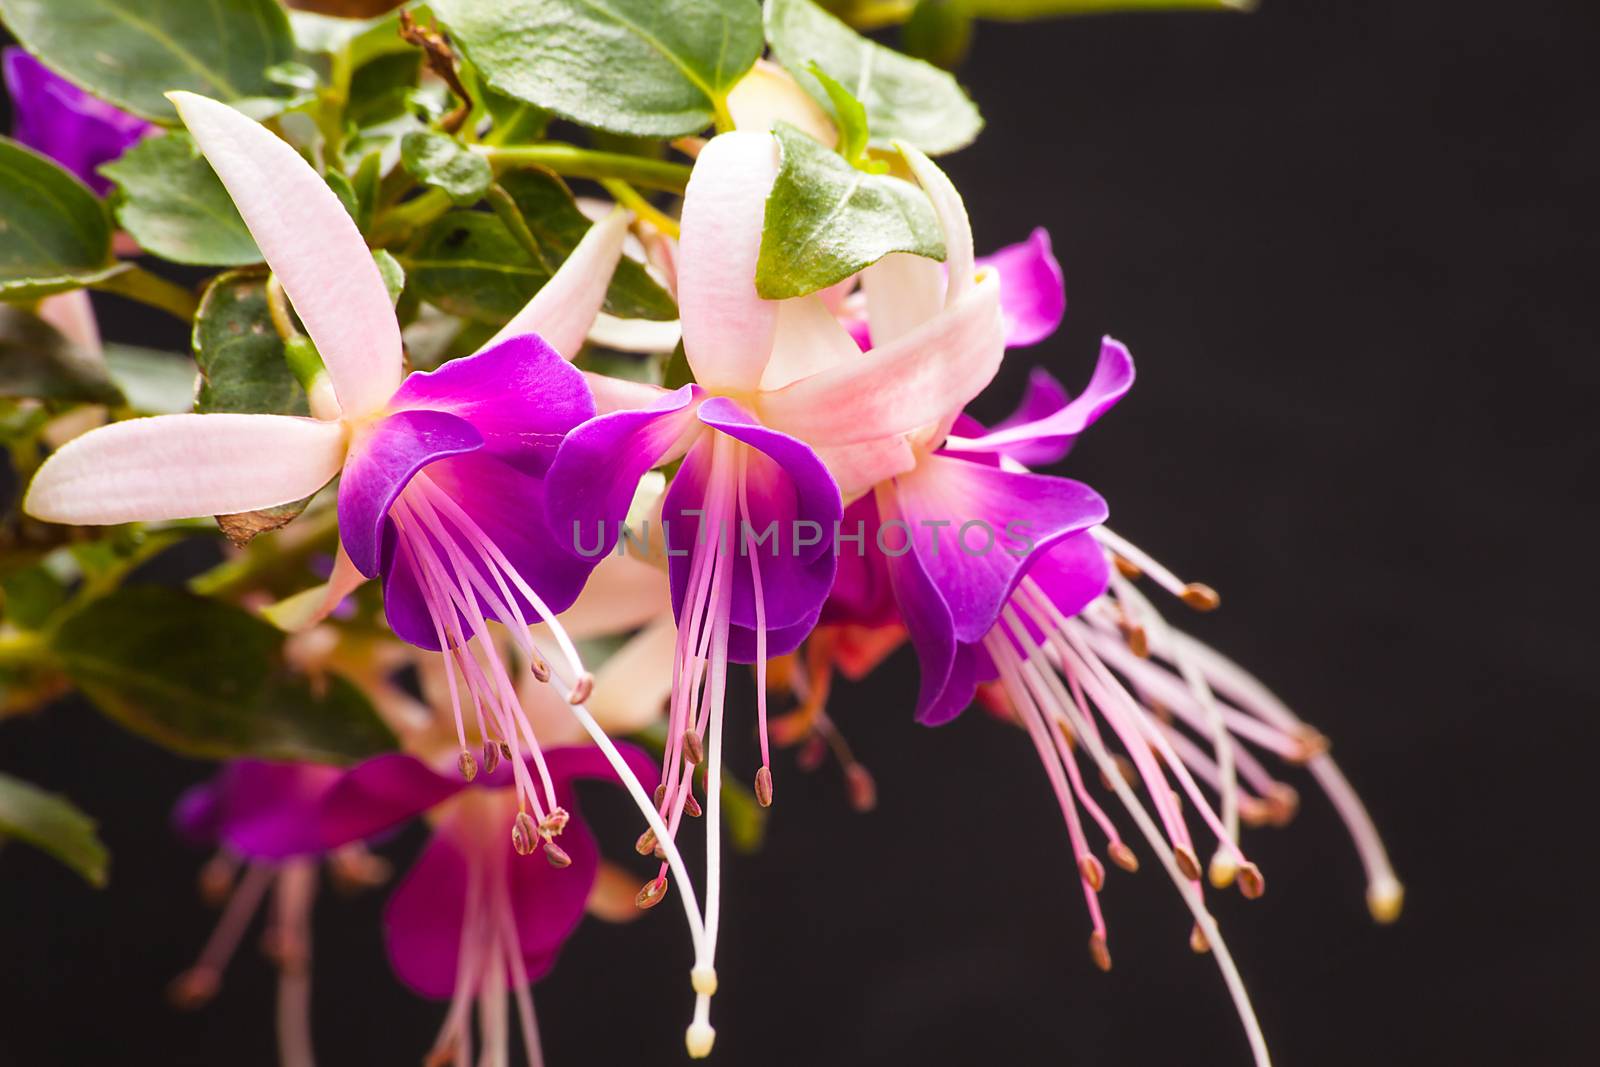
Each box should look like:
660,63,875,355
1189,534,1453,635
1174,845,1203,882
1238,795,1274,828
544,841,572,868
1180,582,1221,612
500,742,513,760
423,1043,460,1067
754,765,774,807
167,966,220,1009
1288,728,1331,764
682,729,705,765
1113,554,1142,579
1088,932,1112,973
1237,861,1266,900
511,812,537,856
635,875,669,909
1078,854,1105,893
796,735,826,772
653,783,668,809
481,740,501,777
1189,923,1211,954
197,855,236,906
845,764,877,813
539,807,569,838
634,828,658,857
1108,841,1140,873
1099,755,1136,791
682,791,703,818
457,749,478,782
1147,699,1172,725
529,656,552,683
330,848,392,893
1121,622,1150,658
1266,783,1301,826
568,671,594,705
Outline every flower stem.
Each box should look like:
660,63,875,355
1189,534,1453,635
90,266,199,322
600,179,681,239
475,144,692,192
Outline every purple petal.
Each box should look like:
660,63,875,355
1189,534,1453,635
1028,529,1112,621
387,334,595,477
171,779,222,846
383,822,473,999
819,493,899,629
319,753,467,850
663,397,842,661
384,805,599,997
976,228,1065,348
339,409,483,578
196,760,345,860
954,337,1135,466
878,503,961,724
3,48,151,195
545,741,660,793
544,385,703,560
378,451,594,649
890,453,1107,645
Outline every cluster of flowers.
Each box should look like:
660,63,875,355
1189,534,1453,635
9,42,1397,1067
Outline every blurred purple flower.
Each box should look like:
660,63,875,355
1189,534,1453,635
2,47,150,194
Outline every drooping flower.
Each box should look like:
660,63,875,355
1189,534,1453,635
810,200,1400,1063
545,130,1006,1055
2,46,150,195
21,92,694,918
300,743,657,1067
169,760,385,1067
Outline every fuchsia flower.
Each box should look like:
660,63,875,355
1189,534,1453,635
818,219,1401,1063
545,131,1006,1055
22,91,704,963
2,46,150,195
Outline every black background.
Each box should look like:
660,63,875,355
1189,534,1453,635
3,1,1598,1064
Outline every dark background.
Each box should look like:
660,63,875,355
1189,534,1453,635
4,1,1598,1064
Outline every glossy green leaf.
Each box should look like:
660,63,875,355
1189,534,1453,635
432,0,762,137
192,271,308,416
407,174,676,325
805,63,874,168
0,0,297,123
402,131,494,205
101,345,198,415
101,133,259,267
348,49,425,128
0,138,118,300
765,0,983,155
0,306,124,405
54,586,397,764
0,772,109,886
756,123,944,299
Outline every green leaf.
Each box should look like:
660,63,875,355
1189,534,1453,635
192,271,308,417
402,132,494,205
498,170,677,320
1,560,71,630
0,0,297,124
407,174,676,325
0,138,118,300
903,0,974,69
804,63,873,168
348,49,425,128
756,123,944,299
0,772,109,886
100,133,260,267
432,0,762,137
373,249,406,307
54,586,397,764
765,0,983,155
101,345,198,415
0,306,124,405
